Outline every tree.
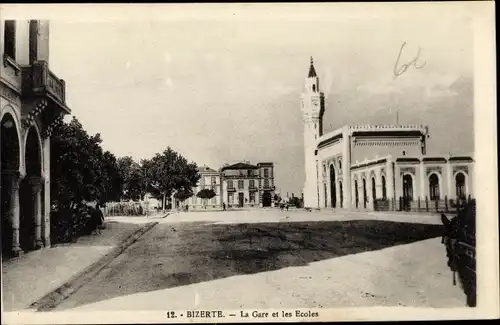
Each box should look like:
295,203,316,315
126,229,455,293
50,117,123,242
142,147,200,211
197,188,216,207
173,188,194,203
51,117,118,210
117,156,147,201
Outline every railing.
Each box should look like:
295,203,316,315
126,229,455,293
373,195,474,213
23,60,66,105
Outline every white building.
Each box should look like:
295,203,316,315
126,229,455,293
301,58,474,211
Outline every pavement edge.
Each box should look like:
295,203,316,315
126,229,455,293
29,221,159,312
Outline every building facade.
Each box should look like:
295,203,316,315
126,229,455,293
172,165,223,210
301,58,474,211
1,20,71,256
220,161,276,208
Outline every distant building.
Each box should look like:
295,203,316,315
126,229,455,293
220,161,275,208
171,165,223,210
301,57,474,211
1,20,71,256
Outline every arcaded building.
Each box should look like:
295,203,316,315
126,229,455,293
301,58,474,211
1,20,71,256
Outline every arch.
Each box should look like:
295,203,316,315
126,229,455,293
19,126,43,251
339,181,343,208
381,175,387,199
1,107,22,171
24,126,42,177
362,178,367,209
402,173,414,211
329,164,336,208
455,172,467,199
354,180,359,208
428,172,441,200
1,112,21,256
371,176,376,203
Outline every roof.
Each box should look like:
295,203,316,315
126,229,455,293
308,56,317,78
198,166,217,173
221,162,259,171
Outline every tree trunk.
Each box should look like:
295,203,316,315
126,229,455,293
163,193,166,213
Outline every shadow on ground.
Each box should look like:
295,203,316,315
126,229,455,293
54,219,444,310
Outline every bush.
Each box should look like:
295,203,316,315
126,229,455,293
50,205,104,244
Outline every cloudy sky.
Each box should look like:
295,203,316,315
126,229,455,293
26,4,475,195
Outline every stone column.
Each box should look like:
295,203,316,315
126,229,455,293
419,162,426,200
6,171,23,256
43,137,51,247
342,130,352,210
31,177,43,249
446,161,453,198
386,159,394,200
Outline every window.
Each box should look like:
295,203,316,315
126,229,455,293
238,180,244,189
455,173,466,199
264,168,269,178
312,84,316,92
249,180,255,188
249,192,255,203
429,174,440,200
4,21,16,60
211,176,216,184
248,170,253,177
228,193,234,204
264,179,270,188
227,180,234,189
338,160,342,172
200,177,205,186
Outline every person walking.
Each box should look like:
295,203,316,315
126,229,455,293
222,202,226,211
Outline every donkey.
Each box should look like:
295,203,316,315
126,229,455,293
440,199,476,307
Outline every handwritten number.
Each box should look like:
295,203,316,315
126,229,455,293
393,41,426,78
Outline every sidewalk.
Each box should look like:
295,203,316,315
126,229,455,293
1,217,152,312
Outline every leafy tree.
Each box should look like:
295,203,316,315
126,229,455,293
173,188,194,202
117,156,147,201
142,147,200,211
50,117,123,242
197,188,216,207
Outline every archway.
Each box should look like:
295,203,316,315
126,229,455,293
1,113,20,257
381,176,387,199
354,180,359,208
429,173,440,200
339,181,343,208
362,178,367,209
329,165,336,208
371,177,376,204
455,172,466,199
262,191,272,207
19,127,42,251
402,174,413,211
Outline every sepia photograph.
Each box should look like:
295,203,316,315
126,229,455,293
1,2,498,323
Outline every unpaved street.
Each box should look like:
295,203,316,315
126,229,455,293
54,210,467,311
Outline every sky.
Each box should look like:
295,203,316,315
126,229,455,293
40,4,474,196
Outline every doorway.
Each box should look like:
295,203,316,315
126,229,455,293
402,174,413,211
330,165,336,208
238,193,244,207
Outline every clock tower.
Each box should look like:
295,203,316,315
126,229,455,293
301,57,325,209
